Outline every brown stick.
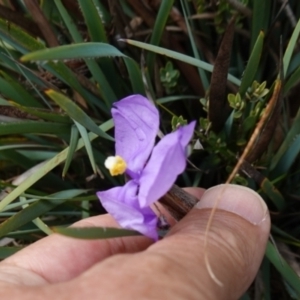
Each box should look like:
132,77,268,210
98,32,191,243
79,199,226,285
159,185,198,220
23,0,59,47
0,4,43,37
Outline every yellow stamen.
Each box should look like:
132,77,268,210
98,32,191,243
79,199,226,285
104,155,127,176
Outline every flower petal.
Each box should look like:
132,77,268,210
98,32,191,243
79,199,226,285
138,122,196,207
112,95,159,174
179,121,196,148
97,181,158,240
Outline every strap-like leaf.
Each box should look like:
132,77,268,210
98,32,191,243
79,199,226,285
53,226,140,239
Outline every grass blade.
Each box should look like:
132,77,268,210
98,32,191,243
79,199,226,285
270,106,300,170
74,121,97,174
0,198,66,238
283,19,300,78
20,43,126,62
250,0,271,51
0,74,42,107
239,31,264,97
266,241,300,298
11,103,72,124
0,121,70,136
147,0,174,75
123,39,241,86
0,119,113,211
62,125,79,178
45,89,113,140
53,226,140,239
77,0,107,42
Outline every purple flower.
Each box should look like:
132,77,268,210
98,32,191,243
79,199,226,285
97,95,195,240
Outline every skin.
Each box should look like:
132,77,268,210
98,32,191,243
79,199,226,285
0,184,270,300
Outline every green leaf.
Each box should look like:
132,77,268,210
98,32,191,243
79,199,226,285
0,17,92,108
123,39,241,86
20,42,144,97
42,62,104,112
21,43,125,62
147,0,174,75
260,178,285,211
0,198,67,238
53,1,118,106
0,119,113,211
0,16,110,111
0,144,51,151
0,17,44,53
123,59,145,95
19,196,53,236
271,135,300,178
20,42,133,106
63,125,79,177
78,0,107,43
239,32,264,96
266,241,300,298
45,89,113,140
284,64,300,95
270,107,300,171
53,226,140,239
0,121,70,136
156,95,199,104
0,247,22,259
261,257,271,300
53,0,82,42
283,19,300,78
250,0,271,51
77,0,119,104
272,225,300,245
0,148,41,169
74,121,97,173
0,189,91,237
0,73,42,107
11,103,72,124
0,49,47,89
180,0,209,89
0,97,11,105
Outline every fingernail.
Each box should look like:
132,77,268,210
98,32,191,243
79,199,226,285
196,184,268,225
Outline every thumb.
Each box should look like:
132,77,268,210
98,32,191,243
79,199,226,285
148,184,270,300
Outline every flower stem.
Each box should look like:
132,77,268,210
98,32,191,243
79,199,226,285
159,185,198,221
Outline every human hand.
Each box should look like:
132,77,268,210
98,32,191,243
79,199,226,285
0,184,270,300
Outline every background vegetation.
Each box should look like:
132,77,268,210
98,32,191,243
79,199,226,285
0,0,300,298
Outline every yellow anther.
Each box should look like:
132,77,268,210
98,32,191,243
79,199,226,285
104,155,127,176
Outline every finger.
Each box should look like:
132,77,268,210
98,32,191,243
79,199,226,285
71,184,270,299
1,214,153,283
148,184,270,299
183,187,206,200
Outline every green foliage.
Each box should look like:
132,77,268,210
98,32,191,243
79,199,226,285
246,81,269,102
160,61,180,94
194,0,248,33
214,0,247,34
171,115,187,130
227,93,245,118
0,1,300,298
